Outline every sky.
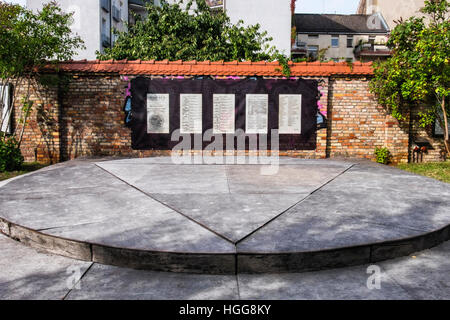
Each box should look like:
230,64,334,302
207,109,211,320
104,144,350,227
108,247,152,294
296,0,360,14
8,0,361,14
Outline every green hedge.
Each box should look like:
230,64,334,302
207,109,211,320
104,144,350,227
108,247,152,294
0,135,24,172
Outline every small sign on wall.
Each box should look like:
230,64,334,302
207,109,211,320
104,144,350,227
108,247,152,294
147,94,170,134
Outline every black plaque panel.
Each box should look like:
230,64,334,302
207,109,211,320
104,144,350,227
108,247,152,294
130,77,319,151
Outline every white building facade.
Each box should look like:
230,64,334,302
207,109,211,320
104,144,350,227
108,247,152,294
26,0,145,60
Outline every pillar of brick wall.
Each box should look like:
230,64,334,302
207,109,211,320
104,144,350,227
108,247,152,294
328,76,410,163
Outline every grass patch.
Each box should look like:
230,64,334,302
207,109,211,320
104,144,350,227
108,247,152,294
0,162,49,181
396,162,450,183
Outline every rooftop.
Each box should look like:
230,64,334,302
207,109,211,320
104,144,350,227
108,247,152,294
45,60,375,77
294,13,389,34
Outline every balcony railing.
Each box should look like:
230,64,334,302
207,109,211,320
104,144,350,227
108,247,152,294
291,41,307,54
101,0,111,12
354,42,391,57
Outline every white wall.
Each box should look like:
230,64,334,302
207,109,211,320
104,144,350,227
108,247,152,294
225,0,291,55
27,0,101,60
359,0,426,29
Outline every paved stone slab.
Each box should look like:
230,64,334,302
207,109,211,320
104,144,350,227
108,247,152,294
238,265,413,300
0,184,172,230
237,163,450,255
104,156,354,166
66,263,239,300
379,241,450,299
0,163,124,195
0,234,91,300
97,162,230,194
226,164,352,194
151,193,308,243
318,165,450,232
1,158,449,275
44,212,235,254
237,214,419,253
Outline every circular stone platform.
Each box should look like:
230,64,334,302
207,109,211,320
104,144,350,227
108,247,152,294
0,157,449,274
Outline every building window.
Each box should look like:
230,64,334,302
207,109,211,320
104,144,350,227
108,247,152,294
369,36,376,45
296,34,303,46
308,34,319,39
331,35,339,47
307,45,319,60
347,35,353,48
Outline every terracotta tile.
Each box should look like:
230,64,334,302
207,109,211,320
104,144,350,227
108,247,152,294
44,60,375,77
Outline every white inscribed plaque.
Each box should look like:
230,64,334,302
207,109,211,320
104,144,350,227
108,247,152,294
246,94,268,134
213,94,235,134
279,94,302,134
180,94,202,134
147,94,170,134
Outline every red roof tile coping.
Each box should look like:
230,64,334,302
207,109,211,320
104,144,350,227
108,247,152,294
49,60,374,76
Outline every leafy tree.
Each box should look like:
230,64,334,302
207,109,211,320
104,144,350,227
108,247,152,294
370,0,450,156
0,1,84,151
97,0,279,63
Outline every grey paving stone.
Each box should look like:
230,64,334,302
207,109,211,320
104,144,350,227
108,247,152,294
0,234,92,300
104,156,354,166
44,210,235,254
0,184,172,230
238,265,413,300
225,163,351,194
91,245,235,274
66,263,239,300
97,162,230,194
0,163,123,195
9,224,92,261
237,214,418,253
1,158,449,275
318,165,450,231
151,193,308,242
238,246,371,274
379,241,450,300
237,162,450,254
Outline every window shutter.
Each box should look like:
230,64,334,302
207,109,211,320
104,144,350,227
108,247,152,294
1,84,11,134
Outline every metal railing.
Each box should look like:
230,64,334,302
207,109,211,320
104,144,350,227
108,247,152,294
354,42,390,56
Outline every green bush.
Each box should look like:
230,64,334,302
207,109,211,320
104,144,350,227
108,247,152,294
0,135,24,172
374,147,392,165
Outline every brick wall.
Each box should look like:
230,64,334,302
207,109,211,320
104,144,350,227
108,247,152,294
12,72,445,164
328,77,410,163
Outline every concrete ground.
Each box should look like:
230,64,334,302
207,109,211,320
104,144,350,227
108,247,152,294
1,157,449,299
1,157,449,274
1,232,449,300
